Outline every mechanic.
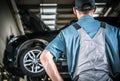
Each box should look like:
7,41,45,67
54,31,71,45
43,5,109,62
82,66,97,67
40,0,120,81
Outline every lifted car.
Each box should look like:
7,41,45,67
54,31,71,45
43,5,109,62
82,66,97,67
3,10,70,81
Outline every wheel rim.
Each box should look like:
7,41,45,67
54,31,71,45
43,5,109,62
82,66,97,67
23,49,44,73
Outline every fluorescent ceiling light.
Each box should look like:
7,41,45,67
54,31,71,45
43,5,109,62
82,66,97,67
49,26,56,30
95,3,106,5
40,4,57,6
40,3,57,30
104,7,112,17
43,20,55,25
93,14,99,17
41,15,56,19
95,7,104,14
40,8,57,13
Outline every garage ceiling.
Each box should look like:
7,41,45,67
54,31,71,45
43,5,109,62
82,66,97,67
16,0,120,30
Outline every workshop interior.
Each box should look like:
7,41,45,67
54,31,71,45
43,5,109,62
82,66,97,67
0,0,120,81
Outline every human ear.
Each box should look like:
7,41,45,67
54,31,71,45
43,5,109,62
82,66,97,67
93,6,97,13
73,7,77,15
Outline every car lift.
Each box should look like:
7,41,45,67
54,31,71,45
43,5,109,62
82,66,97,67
0,64,11,81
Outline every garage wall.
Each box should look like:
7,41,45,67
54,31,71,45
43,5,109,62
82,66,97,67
0,0,21,64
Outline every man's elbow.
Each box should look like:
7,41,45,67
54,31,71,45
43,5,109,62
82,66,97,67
40,50,46,64
40,50,53,64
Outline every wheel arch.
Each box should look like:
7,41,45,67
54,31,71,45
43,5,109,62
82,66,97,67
15,38,49,67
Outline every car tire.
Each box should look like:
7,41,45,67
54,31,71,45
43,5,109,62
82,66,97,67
20,47,45,77
18,38,48,77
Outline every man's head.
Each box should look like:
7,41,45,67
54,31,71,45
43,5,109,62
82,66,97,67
75,0,95,11
73,0,96,19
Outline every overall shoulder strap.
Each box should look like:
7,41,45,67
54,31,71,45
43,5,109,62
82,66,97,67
72,23,81,30
73,22,106,30
100,22,106,28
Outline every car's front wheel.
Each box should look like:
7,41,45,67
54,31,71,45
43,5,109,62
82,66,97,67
17,38,48,77
20,47,44,77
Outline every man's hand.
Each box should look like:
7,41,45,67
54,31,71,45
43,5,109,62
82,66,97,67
40,50,64,81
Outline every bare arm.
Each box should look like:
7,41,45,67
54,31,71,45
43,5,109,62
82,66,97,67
40,50,64,81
